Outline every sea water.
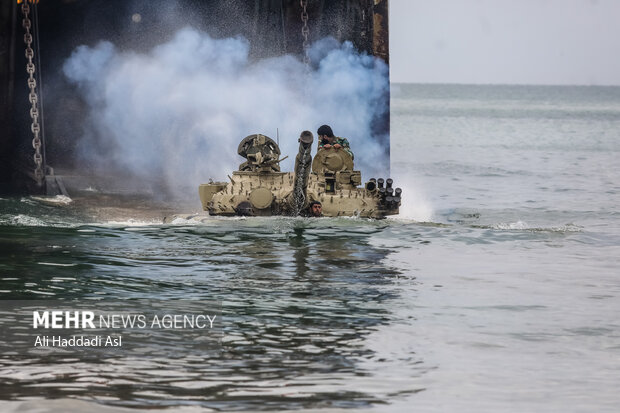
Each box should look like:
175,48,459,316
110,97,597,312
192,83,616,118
0,84,619,412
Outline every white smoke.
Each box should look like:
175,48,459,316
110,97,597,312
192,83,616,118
63,28,389,198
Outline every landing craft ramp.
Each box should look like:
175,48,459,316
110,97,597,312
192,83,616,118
0,0,389,197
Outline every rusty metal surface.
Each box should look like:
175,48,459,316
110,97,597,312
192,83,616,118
372,0,389,64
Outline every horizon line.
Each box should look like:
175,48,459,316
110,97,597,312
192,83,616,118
389,81,620,88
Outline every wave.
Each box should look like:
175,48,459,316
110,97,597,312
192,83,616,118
489,221,583,233
100,219,165,228
29,195,73,206
3,214,49,227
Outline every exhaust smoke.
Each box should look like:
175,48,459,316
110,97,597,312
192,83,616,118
63,28,389,199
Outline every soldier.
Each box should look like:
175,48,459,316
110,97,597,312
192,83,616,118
307,200,323,217
317,125,353,159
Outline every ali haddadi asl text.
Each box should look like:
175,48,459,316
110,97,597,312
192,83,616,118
34,335,122,347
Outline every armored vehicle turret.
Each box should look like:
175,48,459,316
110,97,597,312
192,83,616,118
198,133,401,218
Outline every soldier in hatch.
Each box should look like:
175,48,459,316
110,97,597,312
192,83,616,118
307,200,323,217
316,124,353,159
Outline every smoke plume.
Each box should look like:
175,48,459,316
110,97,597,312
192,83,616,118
63,28,389,198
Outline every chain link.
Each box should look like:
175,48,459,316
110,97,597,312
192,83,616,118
21,1,44,183
300,0,309,65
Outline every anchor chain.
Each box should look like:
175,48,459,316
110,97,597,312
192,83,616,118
300,0,309,65
21,0,44,184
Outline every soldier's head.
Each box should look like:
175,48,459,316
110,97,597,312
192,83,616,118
308,201,322,217
317,125,334,144
299,130,314,144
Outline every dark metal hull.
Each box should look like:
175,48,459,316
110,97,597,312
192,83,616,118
0,0,389,195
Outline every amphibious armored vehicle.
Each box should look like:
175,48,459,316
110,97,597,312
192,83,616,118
197,133,401,218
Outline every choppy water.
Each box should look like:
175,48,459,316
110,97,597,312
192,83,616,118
1,84,620,412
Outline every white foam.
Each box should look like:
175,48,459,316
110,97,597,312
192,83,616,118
170,217,201,225
37,262,78,267
493,220,530,230
8,214,48,227
492,221,583,232
30,195,73,206
101,219,161,228
24,290,55,296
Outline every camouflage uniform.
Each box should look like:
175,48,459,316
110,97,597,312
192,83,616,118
318,136,354,159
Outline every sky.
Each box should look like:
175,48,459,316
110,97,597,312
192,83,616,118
389,0,620,85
